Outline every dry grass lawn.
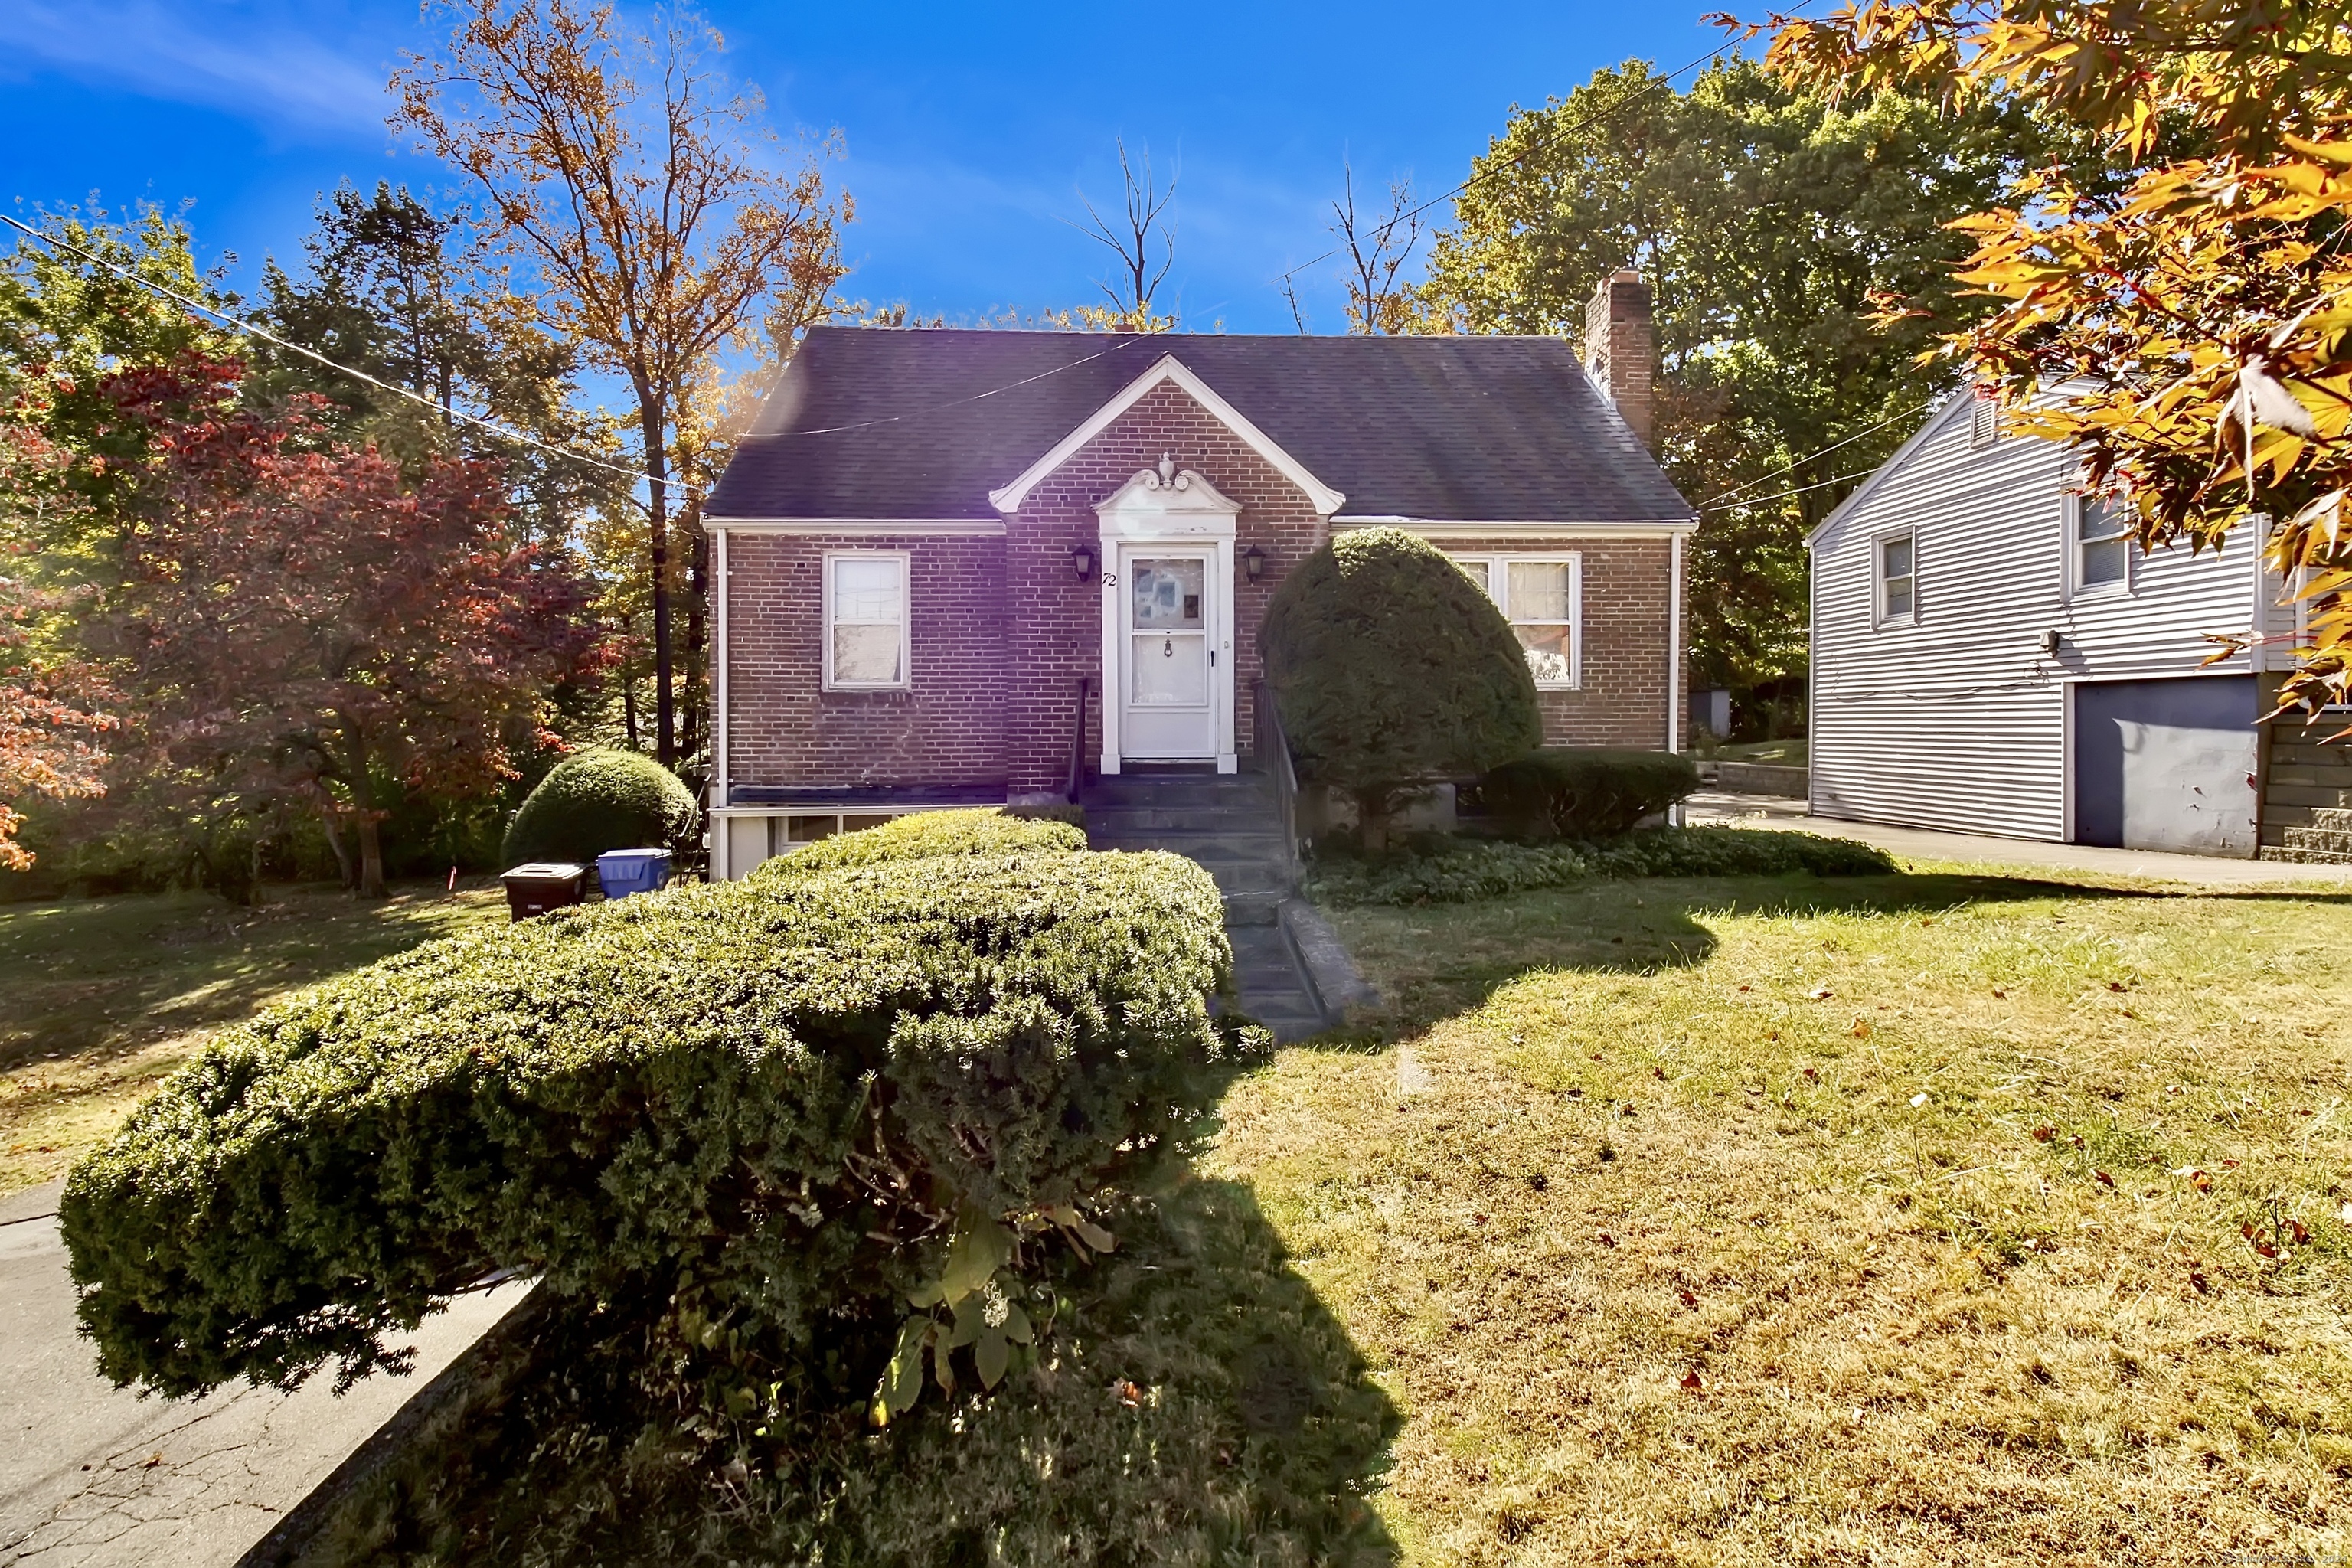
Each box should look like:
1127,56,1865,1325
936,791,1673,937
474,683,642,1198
0,882,508,1196
1212,870,2352,1564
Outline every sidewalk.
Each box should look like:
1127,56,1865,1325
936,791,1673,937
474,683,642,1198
1683,790,2352,888
0,1178,525,1567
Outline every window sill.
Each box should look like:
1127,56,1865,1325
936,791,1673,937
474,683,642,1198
821,683,913,695
1873,616,1918,631
2065,583,2132,604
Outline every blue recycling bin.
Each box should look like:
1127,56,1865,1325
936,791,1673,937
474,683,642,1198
594,848,674,899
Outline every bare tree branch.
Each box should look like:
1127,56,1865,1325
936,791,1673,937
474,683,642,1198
1067,139,1178,332
1331,162,1424,335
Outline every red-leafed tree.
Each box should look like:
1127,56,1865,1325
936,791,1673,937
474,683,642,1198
90,355,603,895
0,565,114,871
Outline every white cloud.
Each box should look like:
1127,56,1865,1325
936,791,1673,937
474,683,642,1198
0,2,391,135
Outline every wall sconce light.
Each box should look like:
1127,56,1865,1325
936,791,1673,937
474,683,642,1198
1242,544,1268,583
1070,541,1097,582
2038,628,2062,657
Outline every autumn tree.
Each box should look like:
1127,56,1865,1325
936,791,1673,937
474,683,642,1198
0,565,113,871
395,0,849,766
72,355,600,896
1331,162,1425,335
1417,60,2081,722
1741,0,2352,723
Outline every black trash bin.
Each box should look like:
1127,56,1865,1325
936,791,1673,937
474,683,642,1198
500,861,588,920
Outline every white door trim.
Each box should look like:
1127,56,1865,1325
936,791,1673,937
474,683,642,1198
1096,462,1240,775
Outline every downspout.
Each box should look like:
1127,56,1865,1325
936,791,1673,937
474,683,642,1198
1668,526,1685,825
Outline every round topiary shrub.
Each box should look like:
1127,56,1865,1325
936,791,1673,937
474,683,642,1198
1260,526,1543,847
499,748,700,867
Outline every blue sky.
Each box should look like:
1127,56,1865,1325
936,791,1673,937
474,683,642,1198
0,0,1730,337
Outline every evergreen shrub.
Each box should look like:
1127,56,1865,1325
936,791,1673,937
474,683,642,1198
1261,527,1541,847
1478,747,1701,838
1305,827,1897,906
61,812,1247,1459
498,747,699,868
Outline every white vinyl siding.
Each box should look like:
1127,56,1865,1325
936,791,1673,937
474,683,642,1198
1810,389,2258,843
822,551,910,690
1450,553,1583,688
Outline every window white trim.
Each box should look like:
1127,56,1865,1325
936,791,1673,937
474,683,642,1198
1449,551,1583,689
821,550,912,691
1873,528,1918,627
2065,490,2134,602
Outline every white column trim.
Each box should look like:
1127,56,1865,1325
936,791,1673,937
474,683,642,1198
712,525,730,881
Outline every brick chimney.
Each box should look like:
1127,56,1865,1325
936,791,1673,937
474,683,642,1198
1582,269,1655,448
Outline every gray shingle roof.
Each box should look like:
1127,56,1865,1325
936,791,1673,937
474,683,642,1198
707,327,1693,524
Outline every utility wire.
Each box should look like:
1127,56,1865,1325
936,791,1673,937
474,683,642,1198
1698,460,1886,514
0,211,675,492
4,212,1158,468
1697,397,1939,511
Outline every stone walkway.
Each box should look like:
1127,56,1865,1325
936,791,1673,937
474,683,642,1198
0,1179,524,1568
1684,791,2352,888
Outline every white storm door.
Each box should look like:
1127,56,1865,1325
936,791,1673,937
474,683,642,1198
1120,549,1217,760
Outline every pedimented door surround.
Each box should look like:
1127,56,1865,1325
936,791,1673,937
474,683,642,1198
1097,457,1238,774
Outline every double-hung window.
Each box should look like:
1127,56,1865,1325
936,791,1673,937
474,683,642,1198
823,551,910,690
1875,531,1917,626
2072,493,2132,596
1449,554,1582,688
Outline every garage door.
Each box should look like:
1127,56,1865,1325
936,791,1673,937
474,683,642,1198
2073,676,2257,856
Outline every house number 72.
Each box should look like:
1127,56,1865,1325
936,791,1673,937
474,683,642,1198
1098,573,1117,587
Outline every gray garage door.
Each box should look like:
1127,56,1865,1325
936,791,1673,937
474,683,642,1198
2073,675,2258,856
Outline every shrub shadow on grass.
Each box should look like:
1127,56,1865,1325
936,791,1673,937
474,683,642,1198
1318,867,2261,1042
296,1171,1400,1568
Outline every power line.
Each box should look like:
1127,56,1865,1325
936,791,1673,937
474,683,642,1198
1697,397,1938,511
1698,460,1886,514
0,211,671,492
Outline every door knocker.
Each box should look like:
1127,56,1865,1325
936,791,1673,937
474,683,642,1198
1162,637,1174,657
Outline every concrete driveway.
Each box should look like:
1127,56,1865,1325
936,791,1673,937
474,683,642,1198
1685,790,2352,887
0,1180,523,1568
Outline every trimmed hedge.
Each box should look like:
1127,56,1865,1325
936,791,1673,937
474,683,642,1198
1305,827,1899,906
1261,527,1541,844
61,812,1246,1426
763,807,1086,874
1479,747,1700,838
498,748,699,868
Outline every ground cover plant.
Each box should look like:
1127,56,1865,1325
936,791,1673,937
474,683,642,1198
1217,871,2352,1562
0,882,507,1196
1304,826,1893,906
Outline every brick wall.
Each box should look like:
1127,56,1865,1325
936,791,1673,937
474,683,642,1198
722,532,1008,791
717,385,1684,796
1429,535,1677,749
1005,379,1328,794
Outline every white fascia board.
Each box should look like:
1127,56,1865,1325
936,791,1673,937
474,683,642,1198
1805,392,1975,550
988,354,1348,517
1334,517,1697,537
706,518,1007,537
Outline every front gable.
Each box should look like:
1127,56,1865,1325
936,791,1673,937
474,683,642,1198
988,354,1347,518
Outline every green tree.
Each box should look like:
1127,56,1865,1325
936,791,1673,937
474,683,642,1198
1419,61,2079,724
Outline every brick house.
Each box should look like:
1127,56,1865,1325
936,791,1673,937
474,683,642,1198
702,271,1694,880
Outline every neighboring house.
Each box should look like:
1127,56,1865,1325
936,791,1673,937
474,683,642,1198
701,273,1695,879
1809,388,2352,861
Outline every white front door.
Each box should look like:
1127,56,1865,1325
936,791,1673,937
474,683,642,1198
1119,547,1219,760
